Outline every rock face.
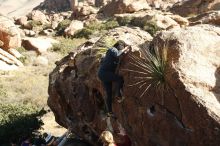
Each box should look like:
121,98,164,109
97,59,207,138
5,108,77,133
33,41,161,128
35,0,74,12
22,37,58,54
48,25,220,146
189,10,220,25
64,20,84,36
99,0,151,16
171,0,220,17
0,15,21,50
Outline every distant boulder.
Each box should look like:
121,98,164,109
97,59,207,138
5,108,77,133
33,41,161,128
0,15,21,51
99,0,151,16
171,0,220,17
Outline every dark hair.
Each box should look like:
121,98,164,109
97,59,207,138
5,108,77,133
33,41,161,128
113,40,127,50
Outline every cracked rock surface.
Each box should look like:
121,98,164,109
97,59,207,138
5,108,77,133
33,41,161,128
48,25,220,146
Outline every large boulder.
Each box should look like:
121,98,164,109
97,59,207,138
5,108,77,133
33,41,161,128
171,0,220,17
48,26,152,145
189,10,220,25
35,0,73,12
0,15,21,51
22,37,58,54
64,20,84,36
48,24,220,146
29,10,50,24
99,0,151,17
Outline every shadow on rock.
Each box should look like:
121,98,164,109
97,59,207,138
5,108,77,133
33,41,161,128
213,67,220,102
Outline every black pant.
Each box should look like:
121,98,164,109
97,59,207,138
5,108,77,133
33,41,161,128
98,71,124,113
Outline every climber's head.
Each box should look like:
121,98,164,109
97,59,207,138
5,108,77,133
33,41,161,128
100,130,115,144
113,40,127,51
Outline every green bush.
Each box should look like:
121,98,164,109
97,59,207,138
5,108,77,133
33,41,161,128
56,19,72,35
0,104,46,145
74,28,94,39
51,37,86,55
74,20,119,39
117,16,133,26
143,22,161,36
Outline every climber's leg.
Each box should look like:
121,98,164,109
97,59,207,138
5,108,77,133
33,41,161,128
103,81,112,113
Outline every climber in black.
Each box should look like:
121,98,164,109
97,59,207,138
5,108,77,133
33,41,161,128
98,40,130,117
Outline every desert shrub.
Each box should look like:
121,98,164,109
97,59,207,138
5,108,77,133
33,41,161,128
143,22,161,36
0,103,46,145
28,20,42,29
51,37,86,55
117,16,133,26
74,28,94,39
56,19,72,35
74,20,119,39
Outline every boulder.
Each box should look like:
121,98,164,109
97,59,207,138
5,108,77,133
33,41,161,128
95,0,111,7
146,0,180,10
171,0,220,17
189,10,220,25
64,20,84,36
30,10,49,24
35,0,72,12
99,0,151,17
0,48,23,67
23,29,36,37
0,15,21,50
0,60,18,71
73,5,99,17
22,37,58,54
15,16,28,26
48,24,220,146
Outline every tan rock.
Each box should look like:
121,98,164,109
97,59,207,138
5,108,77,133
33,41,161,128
15,16,28,26
22,37,57,54
99,0,151,16
48,24,220,146
8,48,23,58
0,48,23,67
171,0,220,17
30,10,49,24
189,11,220,25
23,29,36,37
64,20,84,36
0,15,21,50
0,60,18,71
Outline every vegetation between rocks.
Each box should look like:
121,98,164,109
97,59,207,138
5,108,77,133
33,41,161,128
0,103,46,145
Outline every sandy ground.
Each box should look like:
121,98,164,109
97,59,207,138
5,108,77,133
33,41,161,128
0,0,44,17
40,111,67,137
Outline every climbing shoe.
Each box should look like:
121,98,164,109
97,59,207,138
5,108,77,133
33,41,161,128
116,96,125,103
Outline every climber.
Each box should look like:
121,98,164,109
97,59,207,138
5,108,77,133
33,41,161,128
98,40,131,117
100,123,131,146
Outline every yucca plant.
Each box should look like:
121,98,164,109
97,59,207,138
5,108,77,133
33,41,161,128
123,41,168,102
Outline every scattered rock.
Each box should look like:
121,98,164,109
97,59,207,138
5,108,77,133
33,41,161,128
23,29,36,37
189,10,220,25
15,16,28,26
40,29,54,36
171,0,220,17
22,37,57,54
29,10,49,24
64,20,84,36
0,15,21,51
99,0,151,17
